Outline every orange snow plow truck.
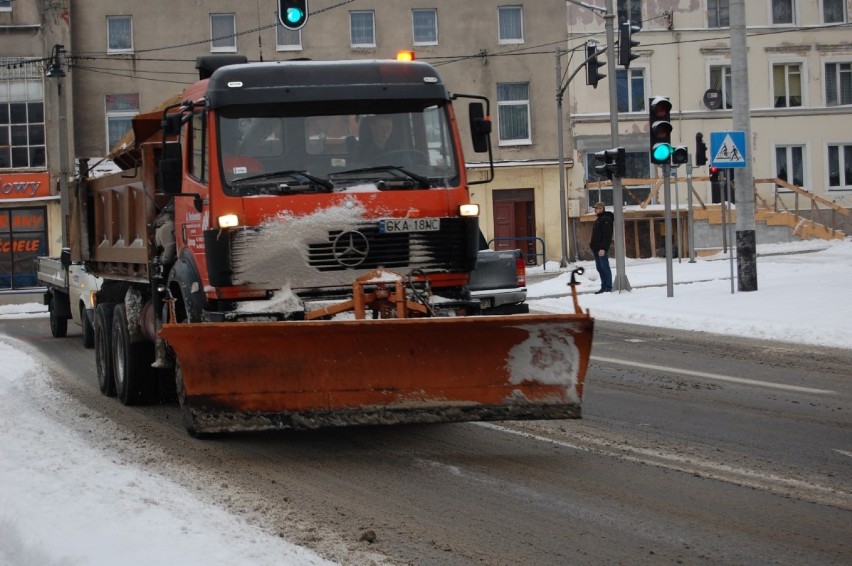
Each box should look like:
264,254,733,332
73,55,594,437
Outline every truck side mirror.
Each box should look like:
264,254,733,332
162,113,183,137
469,102,491,154
158,142,183,194
60,248,71,269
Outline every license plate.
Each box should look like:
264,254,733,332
379,218,440,233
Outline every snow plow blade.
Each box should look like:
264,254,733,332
160,313,594,435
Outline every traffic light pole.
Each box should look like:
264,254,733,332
555,49,571,267
603,0,631,291
663,164,674,297
730,0,757,291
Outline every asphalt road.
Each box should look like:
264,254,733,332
3,315,850,565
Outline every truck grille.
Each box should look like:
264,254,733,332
308,220,471,273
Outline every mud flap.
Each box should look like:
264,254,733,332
160,313,594,434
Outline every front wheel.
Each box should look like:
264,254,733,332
175,364,213,439
81,304,95,349
94,303,115,397
49,292,68,338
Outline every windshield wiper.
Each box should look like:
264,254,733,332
331,166,432,189
230,170,334,192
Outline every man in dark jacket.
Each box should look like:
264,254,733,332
589,202,614,293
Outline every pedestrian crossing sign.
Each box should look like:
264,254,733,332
710,131,747,168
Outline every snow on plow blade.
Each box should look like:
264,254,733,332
160,313,594,435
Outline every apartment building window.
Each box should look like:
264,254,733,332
707,0,729,27
0,0,12,12
825,62,852,106
822,0,846,23
497,83,530,145
618,0,642,25
0,60,45,169
775,145,805,187
828,144,852,190
616,68,645,113
498,6,523,44
771,0,795,24
586,150,650,206
105,93,139,152
211,13,236,52
276,25,302,51
107,16,133,53
350,11,376,48
773,63,802,107
709,64,733,108
412,9,438,45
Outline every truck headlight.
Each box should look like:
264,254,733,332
218,214,240,228
459,204,479,217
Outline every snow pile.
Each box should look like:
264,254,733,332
0,339,333,566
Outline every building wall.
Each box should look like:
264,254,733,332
0,0,71,288
567,0,852,230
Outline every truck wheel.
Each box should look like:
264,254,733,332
49,292,68,338
112,304,156,406
94,303,116,397
175,364,211,439
81,304,95,349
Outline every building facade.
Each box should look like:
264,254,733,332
1,1,849,289
567,0,852,234
0,0,70,289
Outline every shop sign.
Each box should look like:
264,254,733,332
0,173,51,200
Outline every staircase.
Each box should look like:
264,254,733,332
693,206,846,241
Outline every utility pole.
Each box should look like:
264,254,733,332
46,45,69,248
604,0,631,291
730,0,758,291
555,48,571,267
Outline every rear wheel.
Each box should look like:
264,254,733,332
112,304,156,406
81,304,95,349
49,292,68,338
94,303,116,396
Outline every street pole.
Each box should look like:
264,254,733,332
686,163,696,262
730,0,757,291
663,164,674,297
555,48,570,267
47,45,70,249
604,0,631,291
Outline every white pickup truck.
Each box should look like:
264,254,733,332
37,249,102,348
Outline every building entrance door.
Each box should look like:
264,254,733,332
492,189,537,264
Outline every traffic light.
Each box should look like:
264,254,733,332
709,166,722,203
593,147,626,179
278,0,308,31
649,96,673,165
671,146,689,166
585,42,606,89
619,22,640,68
695,132,708,166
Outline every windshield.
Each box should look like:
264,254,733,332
218,104,460,195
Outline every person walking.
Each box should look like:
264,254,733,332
589,202,614,293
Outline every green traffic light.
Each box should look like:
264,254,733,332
652,143,672,162
286,7,304,23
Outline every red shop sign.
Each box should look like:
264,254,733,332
0,172,51,200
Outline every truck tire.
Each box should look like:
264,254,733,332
49,292,68,338
81,304,95,349
175,364,204,438
112,304,156,406
94,303,116,397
